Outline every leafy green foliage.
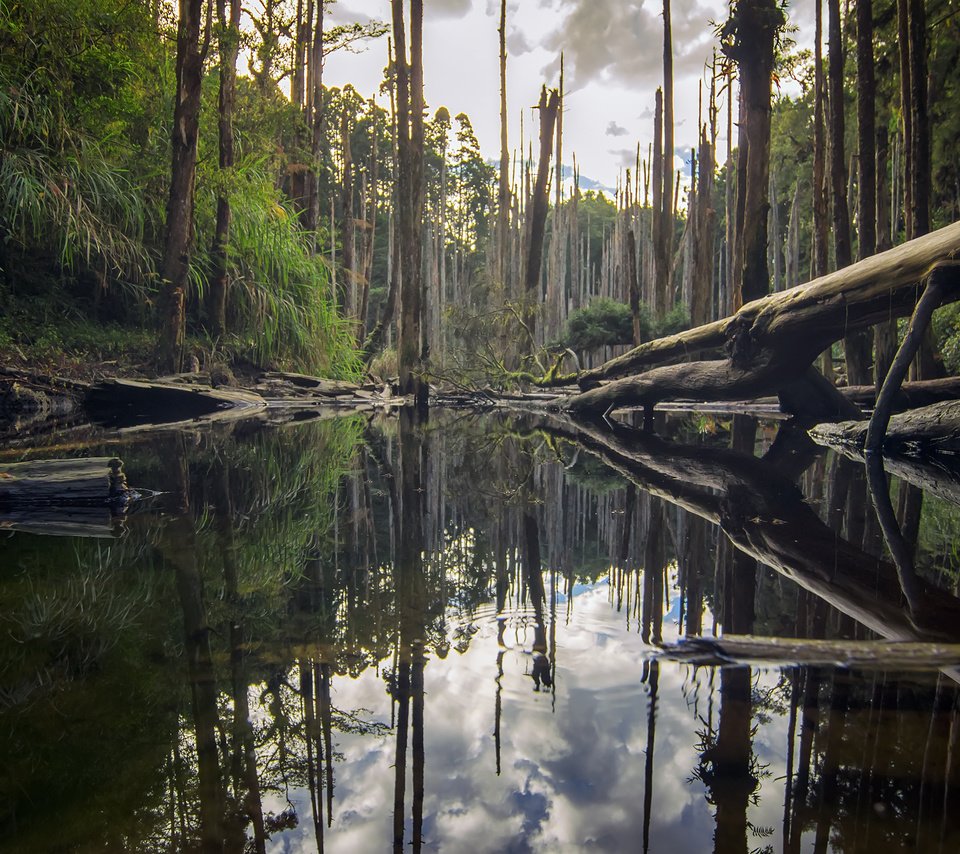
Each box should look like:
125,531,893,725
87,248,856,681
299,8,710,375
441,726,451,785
561,298,690,354
564,298,642,352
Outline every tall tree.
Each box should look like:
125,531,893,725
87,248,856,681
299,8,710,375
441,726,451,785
722,0,785,306
159,0,207,373
830,0,871,385
392,0,427,407
659,0,675,311
857,0,888,392
497,0,509,290
208,0,242,339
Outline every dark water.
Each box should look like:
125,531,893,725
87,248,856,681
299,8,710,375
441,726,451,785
3,409,960,853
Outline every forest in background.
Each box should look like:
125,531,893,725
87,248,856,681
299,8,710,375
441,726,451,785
1,0,959,390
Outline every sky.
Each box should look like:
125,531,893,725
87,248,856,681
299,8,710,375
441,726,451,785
258,579,798,852
324,0,814,193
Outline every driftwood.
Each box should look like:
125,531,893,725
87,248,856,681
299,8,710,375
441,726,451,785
563,221,960,415
0,456,134,537
657,635,960,670
810,399,960,454
537,414,960,642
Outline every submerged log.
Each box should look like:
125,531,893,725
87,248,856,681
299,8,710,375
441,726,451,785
810,400,960,454
563,221,960,414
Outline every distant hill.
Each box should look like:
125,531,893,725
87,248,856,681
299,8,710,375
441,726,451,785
486,160,617,198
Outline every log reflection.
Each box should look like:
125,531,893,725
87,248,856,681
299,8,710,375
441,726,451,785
538,414,960,642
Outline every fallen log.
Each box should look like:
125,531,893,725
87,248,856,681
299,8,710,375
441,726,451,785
562,221,960,414
0,456,131,504
841,376,960,409
86,377,266,430
810,430,960,508
810,400,960,454
0,457,135,537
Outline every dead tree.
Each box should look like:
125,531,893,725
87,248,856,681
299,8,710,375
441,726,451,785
523,86,560,344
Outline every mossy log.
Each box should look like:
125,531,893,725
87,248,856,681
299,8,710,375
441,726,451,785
563,221,960,414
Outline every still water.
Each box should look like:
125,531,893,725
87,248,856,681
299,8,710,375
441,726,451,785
2,409,960,853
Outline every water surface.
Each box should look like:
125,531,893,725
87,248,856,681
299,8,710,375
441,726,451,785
2,410,960,852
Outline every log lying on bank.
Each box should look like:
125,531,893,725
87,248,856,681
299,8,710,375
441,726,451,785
657,635,960,670
0,457,136,537
810,399,960,454
86,377,266,431
562,221,960,415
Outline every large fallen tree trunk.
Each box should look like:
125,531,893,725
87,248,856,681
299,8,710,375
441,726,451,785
562,221,960,415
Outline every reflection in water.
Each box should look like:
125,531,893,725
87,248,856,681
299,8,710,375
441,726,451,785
2,412,960,850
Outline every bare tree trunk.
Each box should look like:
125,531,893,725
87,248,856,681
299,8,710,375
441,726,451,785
897,0,913,240
363,40,400,360
661,0,675,311
497,0,509,290
393,0,427,406
652,88,665,315
874,123,898,389
523,86,560,344
305,0,324,244
357,122,378,345
813,0,834,381
340,111,355,317
829,0,870,384
159,0,206,373
856,0,881,391
208,0,241,339
908,0,929,238
691,127,716,326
